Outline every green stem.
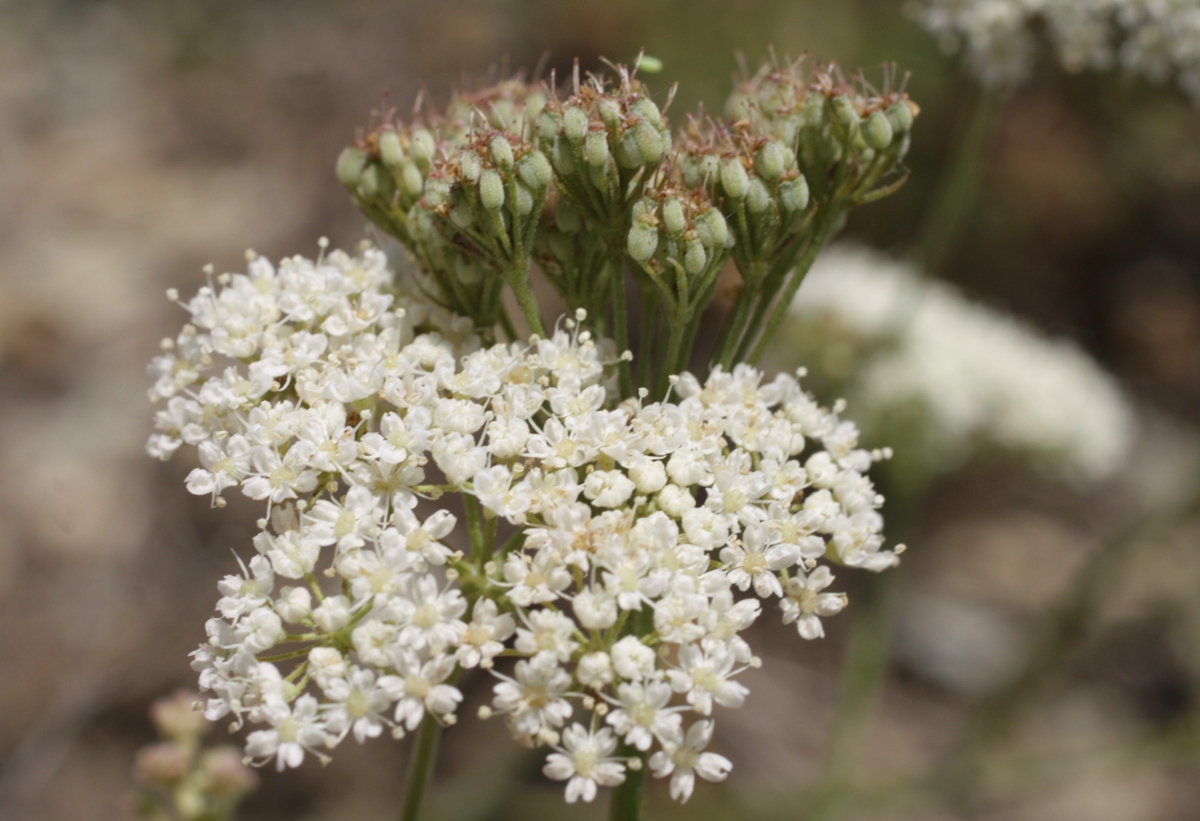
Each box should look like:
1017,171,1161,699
507,272,545,338
399,716,444,821
609,746,649,821
746,206,846,366
464,495,485,558
912,87,1000,276
609,243,634,398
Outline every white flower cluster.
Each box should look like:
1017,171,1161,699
148,242,897,804
781,245,1135,481
911,0,1200,100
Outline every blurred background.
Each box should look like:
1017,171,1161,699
2,0,1200,819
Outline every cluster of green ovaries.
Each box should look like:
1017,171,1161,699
336,59,917,397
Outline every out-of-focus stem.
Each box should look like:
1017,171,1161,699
399,717,444,821
608,747,648,821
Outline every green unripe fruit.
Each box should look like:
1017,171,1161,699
627,223,659,262
746,178,771,214
555,199,582,233
400,162,424,197
887,100,914,134
423,177,451,208
864,110,894,150
779,174,809,212
684,240,706,275
551,138,575,174
379,130,404,169
584,130,609,167
598,99,622,129
517,150,552,189
537,109,563,141
479,169,505,210
455,256,481,285
696,208,728,248
514,183,534,216
618,130,645,168
720,158,750,199
757,141,786,181
449,200,475,229
410,128,436,163
564,107,589,142
661,198,686,237
632,120,663,164
336,146,368,188
459,151,482,183
490,135,514,169
631,198,654,223
831,96,860,130
357,163,382,197
801,94,825,128
630,97,661,127
524,91,547,123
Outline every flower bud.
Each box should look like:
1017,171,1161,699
779,174,810,212
584,130,609,167
133,742,189,786
684,239,707,275
479,169,505,210
627,223,659,262
335,146,368,188
630,96,662,127
864,110,894,150
564,107,589,142
757,141,786,180
517,150,552,189
490,135,514,169
152,692,208,741
200,747,258,797
632,120,664,164
721,158,750,199
409,128,436,163
661,198,686,237
378,130,404,169
887,100,914,134
746,177,771,214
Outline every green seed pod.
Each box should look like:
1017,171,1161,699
455,256,482,285
695,208,728,248
632,120,663,164
779,174,809,212
410,128,436,163
631,198,654,223
598,99,622,129
627,223,659,262
725,91,753,121
514,183,534,216
488,101,515,130
659,128,673,157
887,100,914,134
746,178,771,214
775,117,799,148
517,150,552,189
379,130,404,169
831,96,860,131
584,130,609,167
684,239,707,275
661,198,686,237
801,94,825,128
757,141,786,181
720,158,750,199
537,108,563,142
564,107,589,142
400,162,424,197
490,135,514,169
555,199,582,233
780,144,797,171
479,169,505,210
449,199,475,229
459,150,482,183
335,146,368,188
630,97,661,127
699,153,721,184
864,110,894,150
587,163,608,192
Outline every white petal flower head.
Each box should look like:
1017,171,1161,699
649,720,732,803
542,724,626,803
781,566,847,639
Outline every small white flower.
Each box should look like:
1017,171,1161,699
649,720,731,802
542,724,625,803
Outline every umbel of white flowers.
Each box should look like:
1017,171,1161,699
147,243,900,804
912,0,1200,100
775,245,1135,482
